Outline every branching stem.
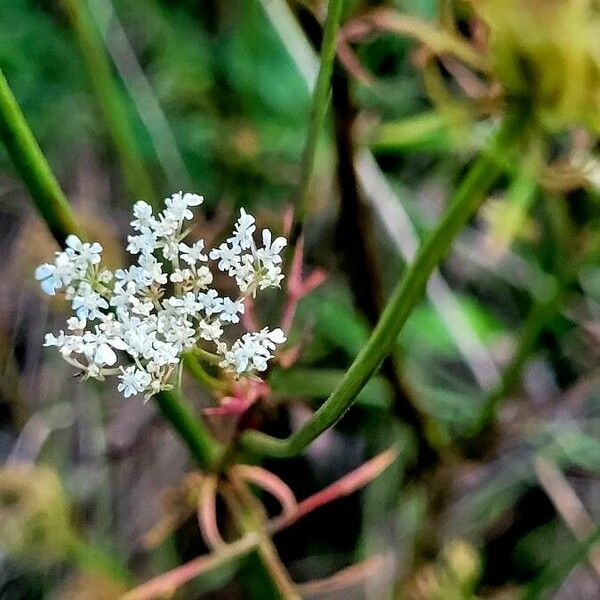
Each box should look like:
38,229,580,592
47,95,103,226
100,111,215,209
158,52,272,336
240,117,522,458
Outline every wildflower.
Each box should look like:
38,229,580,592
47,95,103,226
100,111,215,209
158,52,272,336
179,241,208,265
118,366,152,398
37,192,288,399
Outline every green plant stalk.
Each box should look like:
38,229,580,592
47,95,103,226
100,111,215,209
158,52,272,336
154,390,223,470
240,118,520,458
0,69,84,245
0,68,221,470
182,352,231,393
63,0,155,204
296,0,345,224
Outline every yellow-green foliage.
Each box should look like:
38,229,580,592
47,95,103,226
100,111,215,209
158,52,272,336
0,466,73,563
473,0,600,132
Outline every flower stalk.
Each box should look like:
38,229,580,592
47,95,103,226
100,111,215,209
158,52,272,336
154,390,223,471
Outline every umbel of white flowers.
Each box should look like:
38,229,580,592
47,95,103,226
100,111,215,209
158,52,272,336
35,192,287,399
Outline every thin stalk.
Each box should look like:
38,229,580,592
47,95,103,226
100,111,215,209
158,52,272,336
240,116,521,458
182,352,231,394
0,69,84,245
63,0,155,204
154,390,223,471
122,533,260,600
295,0,345,225
230,476,300,600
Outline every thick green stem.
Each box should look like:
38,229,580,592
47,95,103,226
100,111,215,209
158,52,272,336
295,0,345,224
63,0,155,204
240,118,520,458
154,390,223,471
0,69,84,245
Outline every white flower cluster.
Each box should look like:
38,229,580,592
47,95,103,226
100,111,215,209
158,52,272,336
36,192,287,399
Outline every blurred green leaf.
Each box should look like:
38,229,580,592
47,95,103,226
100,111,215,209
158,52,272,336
371,109,470,153
401,295,503,357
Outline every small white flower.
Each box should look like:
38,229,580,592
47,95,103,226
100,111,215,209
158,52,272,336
35,263,62,295
170,268,193,283
37,190,288,399
267,328,287,345
95,342,118,366
209,242,241,274
219,297,244,324
66,317,86,332
197,289,224,317
182,192,204,207
44,331,65,348
179,241,208,266
167,292,200,316
164,191,203,222
257,229,286,265
131,201,154,230
127,230,159,255
199,319,223,341
195,265,213,288
231,208,256,250
71,284,109,321
118,366,151,398
66,235,103,265
137,255,168,285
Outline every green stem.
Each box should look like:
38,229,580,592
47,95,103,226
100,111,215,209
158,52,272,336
63,0,155,204
194,347,223,366
183,352,231,394
295,0,345,224
0,68,84,245
154,390,223,471
240,117,521,458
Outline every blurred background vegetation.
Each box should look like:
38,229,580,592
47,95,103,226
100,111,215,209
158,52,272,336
0,0,599,598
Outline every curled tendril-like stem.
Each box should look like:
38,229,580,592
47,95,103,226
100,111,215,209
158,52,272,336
127,448,399,600
196,466,298,553
230,464,298,519
197,474,225,551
